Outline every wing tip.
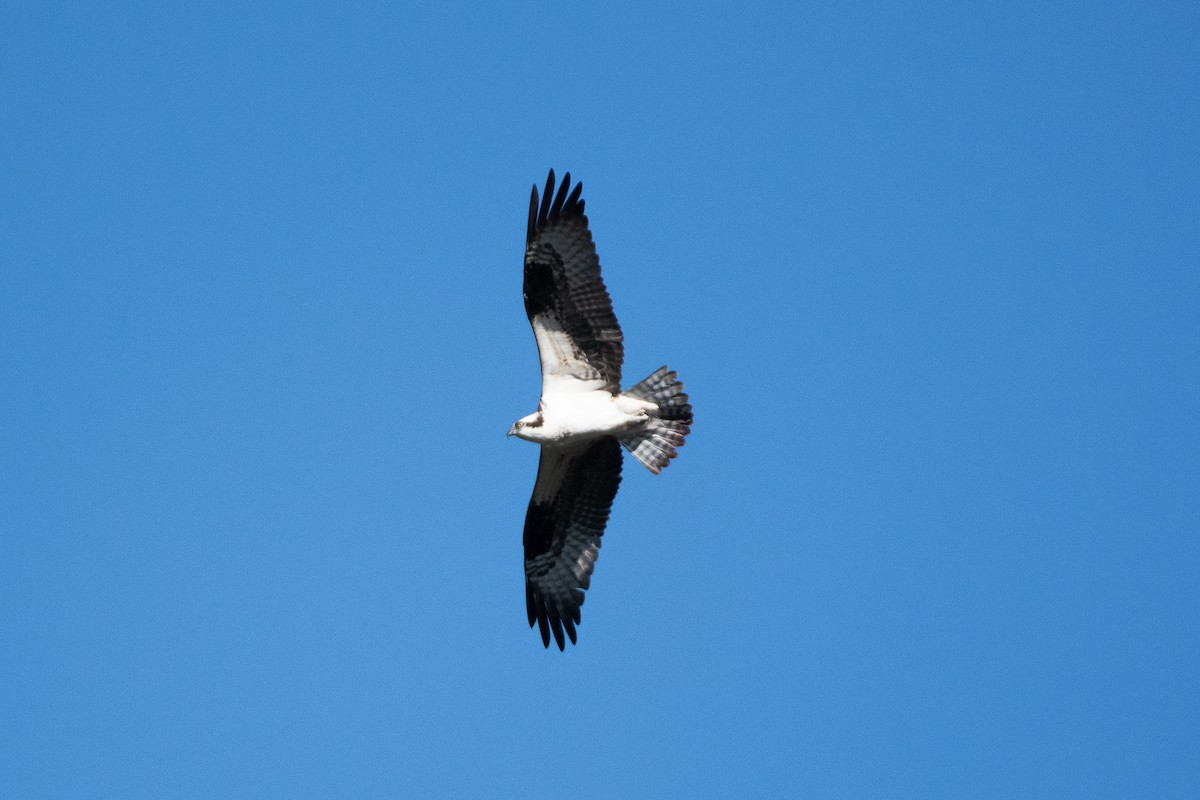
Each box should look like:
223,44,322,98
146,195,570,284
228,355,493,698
527,580,576,651
527,595,578,651
526,169,586,242
527,182,539,243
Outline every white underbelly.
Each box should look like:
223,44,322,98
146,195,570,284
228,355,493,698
541,388,647,442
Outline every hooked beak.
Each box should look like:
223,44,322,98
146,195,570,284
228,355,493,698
507,426,517,437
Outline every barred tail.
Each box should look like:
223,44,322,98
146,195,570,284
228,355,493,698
619,366,693,474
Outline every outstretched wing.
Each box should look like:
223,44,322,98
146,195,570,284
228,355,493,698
524,169,624,393
523,438,623,650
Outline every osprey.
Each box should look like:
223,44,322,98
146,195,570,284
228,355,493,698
509,170,693,650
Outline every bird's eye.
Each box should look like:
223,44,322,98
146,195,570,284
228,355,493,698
515,422,524,429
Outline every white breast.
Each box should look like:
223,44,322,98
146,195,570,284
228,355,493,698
540,385,648,443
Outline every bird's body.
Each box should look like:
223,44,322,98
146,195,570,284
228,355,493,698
511,382,656,446
509,170,693,650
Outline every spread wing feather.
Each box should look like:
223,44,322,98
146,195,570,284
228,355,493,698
524,170,624,392
523,438,623,650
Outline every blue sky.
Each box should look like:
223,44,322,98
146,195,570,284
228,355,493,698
2,2,1197,797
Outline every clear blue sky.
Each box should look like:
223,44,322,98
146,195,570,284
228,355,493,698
2,2,1197,797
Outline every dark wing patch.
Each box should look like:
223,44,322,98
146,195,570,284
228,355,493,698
524,169,624,391
523,438,623,650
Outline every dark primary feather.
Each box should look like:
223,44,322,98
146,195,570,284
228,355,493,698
524,169,624,391
523,438,623,650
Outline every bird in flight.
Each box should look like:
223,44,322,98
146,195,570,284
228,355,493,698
509,169,693,650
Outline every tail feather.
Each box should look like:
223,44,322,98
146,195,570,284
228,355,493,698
620,366,693,474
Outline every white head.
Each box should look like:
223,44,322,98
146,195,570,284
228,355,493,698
507,410,545,442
